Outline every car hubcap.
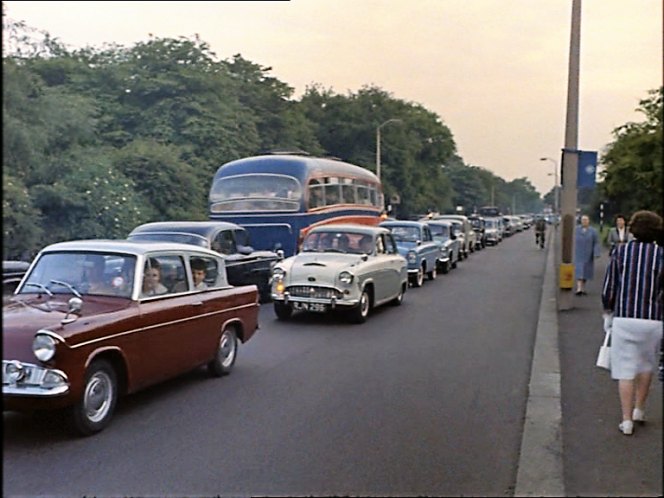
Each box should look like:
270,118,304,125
360,292,369,316
84,371,113,423
219,330,236,368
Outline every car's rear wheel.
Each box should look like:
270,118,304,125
390,283,405,306
274,302,293,320
208,326,238,377
349,288,371,323
71,359,118,436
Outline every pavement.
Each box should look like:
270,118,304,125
515,226,663,497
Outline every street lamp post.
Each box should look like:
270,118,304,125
376,118,402,181
540,157,559,214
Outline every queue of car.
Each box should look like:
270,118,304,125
3,212,526,436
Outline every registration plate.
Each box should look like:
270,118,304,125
293,302,327,313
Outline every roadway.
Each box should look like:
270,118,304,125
4,227,651,496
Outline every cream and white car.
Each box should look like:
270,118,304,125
270,225,408,323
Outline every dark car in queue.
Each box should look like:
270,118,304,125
3,260,31,305
127,221,282,302
2,239,260,436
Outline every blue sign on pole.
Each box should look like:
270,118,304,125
577,150,597,188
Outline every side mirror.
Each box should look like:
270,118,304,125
276,249,285,261
62,297,83,324
237,245,254,255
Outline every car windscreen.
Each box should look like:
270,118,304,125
302,231,369,254
387,226,420,242
429,224,450,238
20,252,137,298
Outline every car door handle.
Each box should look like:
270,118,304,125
192,301,203,307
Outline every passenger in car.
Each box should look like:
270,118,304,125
85,256,113,295
141,258,169,297
358,235,374,254
191,258,209,290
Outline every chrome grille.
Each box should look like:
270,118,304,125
287,286,341,299
3,360,47,385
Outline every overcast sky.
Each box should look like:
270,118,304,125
5,0,662,195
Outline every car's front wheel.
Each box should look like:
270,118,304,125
71,358,118,436
442,260,450,274
349,288,371,323
274,302,293,320
208,326,238,377
412,266,425,287
428,264,437,281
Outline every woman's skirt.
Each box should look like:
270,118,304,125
610,317,663,380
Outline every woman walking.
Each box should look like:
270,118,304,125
601,210,663,435
574,214,600,295
606,213,632,255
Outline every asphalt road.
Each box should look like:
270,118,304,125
4,230,548,497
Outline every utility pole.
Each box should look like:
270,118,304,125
558,0,582,311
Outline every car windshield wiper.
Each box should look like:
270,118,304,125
323,248,344,253
49,279,82,298
23,282,54,297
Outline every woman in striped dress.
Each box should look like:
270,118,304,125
601,210,663,436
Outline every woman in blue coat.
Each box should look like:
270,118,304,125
574,214,600,295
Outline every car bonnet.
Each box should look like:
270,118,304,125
287,253,364,284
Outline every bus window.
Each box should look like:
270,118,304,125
308,179,325,209
355,180,371,205
209,174,302,212
324,177,340,206
340,178,355,204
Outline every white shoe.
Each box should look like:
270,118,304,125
633,408,645,423
619,420,634,435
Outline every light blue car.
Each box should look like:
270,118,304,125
379,220,440,287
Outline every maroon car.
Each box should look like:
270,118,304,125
3,239,259,436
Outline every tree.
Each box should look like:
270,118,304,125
2,174,43,260
599,87,663,215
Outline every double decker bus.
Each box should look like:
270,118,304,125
208,153,384,256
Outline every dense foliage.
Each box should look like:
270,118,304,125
596,87,663,219
9,16,656,260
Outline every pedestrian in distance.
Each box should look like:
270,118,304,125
606,213,632,256
574,214,601,295
601,210,663,435
534,216,546,248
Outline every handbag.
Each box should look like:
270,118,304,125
596,330,611,370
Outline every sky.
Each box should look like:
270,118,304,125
4,0,662,195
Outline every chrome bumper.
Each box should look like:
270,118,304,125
271,292,360,308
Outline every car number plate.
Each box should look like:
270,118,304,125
293,302,327,312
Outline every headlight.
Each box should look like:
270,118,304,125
407,251,417,264
272,267,285,279
339,271,354,284
33,333,56,362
